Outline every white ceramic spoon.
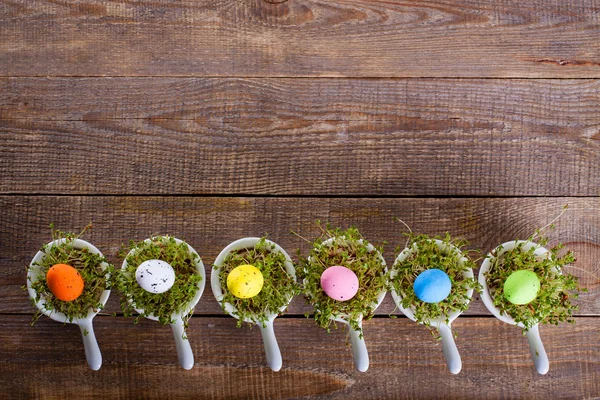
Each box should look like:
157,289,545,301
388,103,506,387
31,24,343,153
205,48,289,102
121,236,205,370
479,240,551,375
27,238,111,371
306,237,387,373
390,239,474,375
212,237,295,372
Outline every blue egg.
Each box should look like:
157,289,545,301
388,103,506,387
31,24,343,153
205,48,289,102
413,269,452,303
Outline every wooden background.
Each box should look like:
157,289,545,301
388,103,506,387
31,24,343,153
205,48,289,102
1,0,599,398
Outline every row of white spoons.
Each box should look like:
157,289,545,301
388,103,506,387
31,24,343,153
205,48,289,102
27,237,553,374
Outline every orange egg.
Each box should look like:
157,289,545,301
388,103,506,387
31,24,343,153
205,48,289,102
46,264,84,301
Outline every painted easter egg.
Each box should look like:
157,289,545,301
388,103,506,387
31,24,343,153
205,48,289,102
413,268,452,303
46,263,85,301
227,264,264,299
320,266,359,301
503,270,540,305
136,259,176,294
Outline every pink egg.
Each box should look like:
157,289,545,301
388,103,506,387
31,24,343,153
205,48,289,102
320,266,359,301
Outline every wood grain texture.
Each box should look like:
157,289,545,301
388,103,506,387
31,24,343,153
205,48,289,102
1,315,599,399
2,0,599,397
2,196,599,316
1,78,599,196
1,0,600,78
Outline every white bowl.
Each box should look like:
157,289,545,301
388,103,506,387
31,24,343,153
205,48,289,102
305,236,387,372
479,240,551,327
390,239,474,326
212,237,295,323
389,238,474,374
28,238,111,323
211,237,296,372
27,238,111,370
478,240,552,375
305,237,387,321
120,236,205,370
121,236,205,322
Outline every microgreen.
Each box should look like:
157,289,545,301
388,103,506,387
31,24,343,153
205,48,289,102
117,236,203,326
26,223,113,324
215,237,300,328
390,233,481,331
296,223,388,333
485,235,585,332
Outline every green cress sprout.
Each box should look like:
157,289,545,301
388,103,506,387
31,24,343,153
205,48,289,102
27,223,113,324
296,223,388,333
485,235,585,332
216,237,300,328
485,206,587,332
117,236,202,326
391,232,481,330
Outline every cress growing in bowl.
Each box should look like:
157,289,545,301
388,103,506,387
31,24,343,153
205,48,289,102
479,231,584,374
297,223,387,372
481,237,583,331
117,235,205,370
390,233,480,327
213,237,299,327
26,223,113,370
212,237,299,371
389,232,480,374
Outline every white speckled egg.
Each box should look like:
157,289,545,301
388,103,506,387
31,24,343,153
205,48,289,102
136,259,176,294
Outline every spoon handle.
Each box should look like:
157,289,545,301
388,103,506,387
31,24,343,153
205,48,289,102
78,319,102,371
349,322,369,372
438,323,462,374
526,324,549,375
171,319,194,370
259,320,282,372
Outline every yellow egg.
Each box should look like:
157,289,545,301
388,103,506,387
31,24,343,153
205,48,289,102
227,264,264,299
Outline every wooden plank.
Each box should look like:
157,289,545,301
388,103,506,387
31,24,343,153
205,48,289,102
1,78,599,196
1,0,599,78
3,77,600,122
1,315,598,399
2,196,598,315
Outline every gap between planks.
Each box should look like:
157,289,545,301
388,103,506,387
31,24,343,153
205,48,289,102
2,76,599,80
1,194,598,199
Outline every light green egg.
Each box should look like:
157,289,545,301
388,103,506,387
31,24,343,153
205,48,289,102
503,270,540,305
